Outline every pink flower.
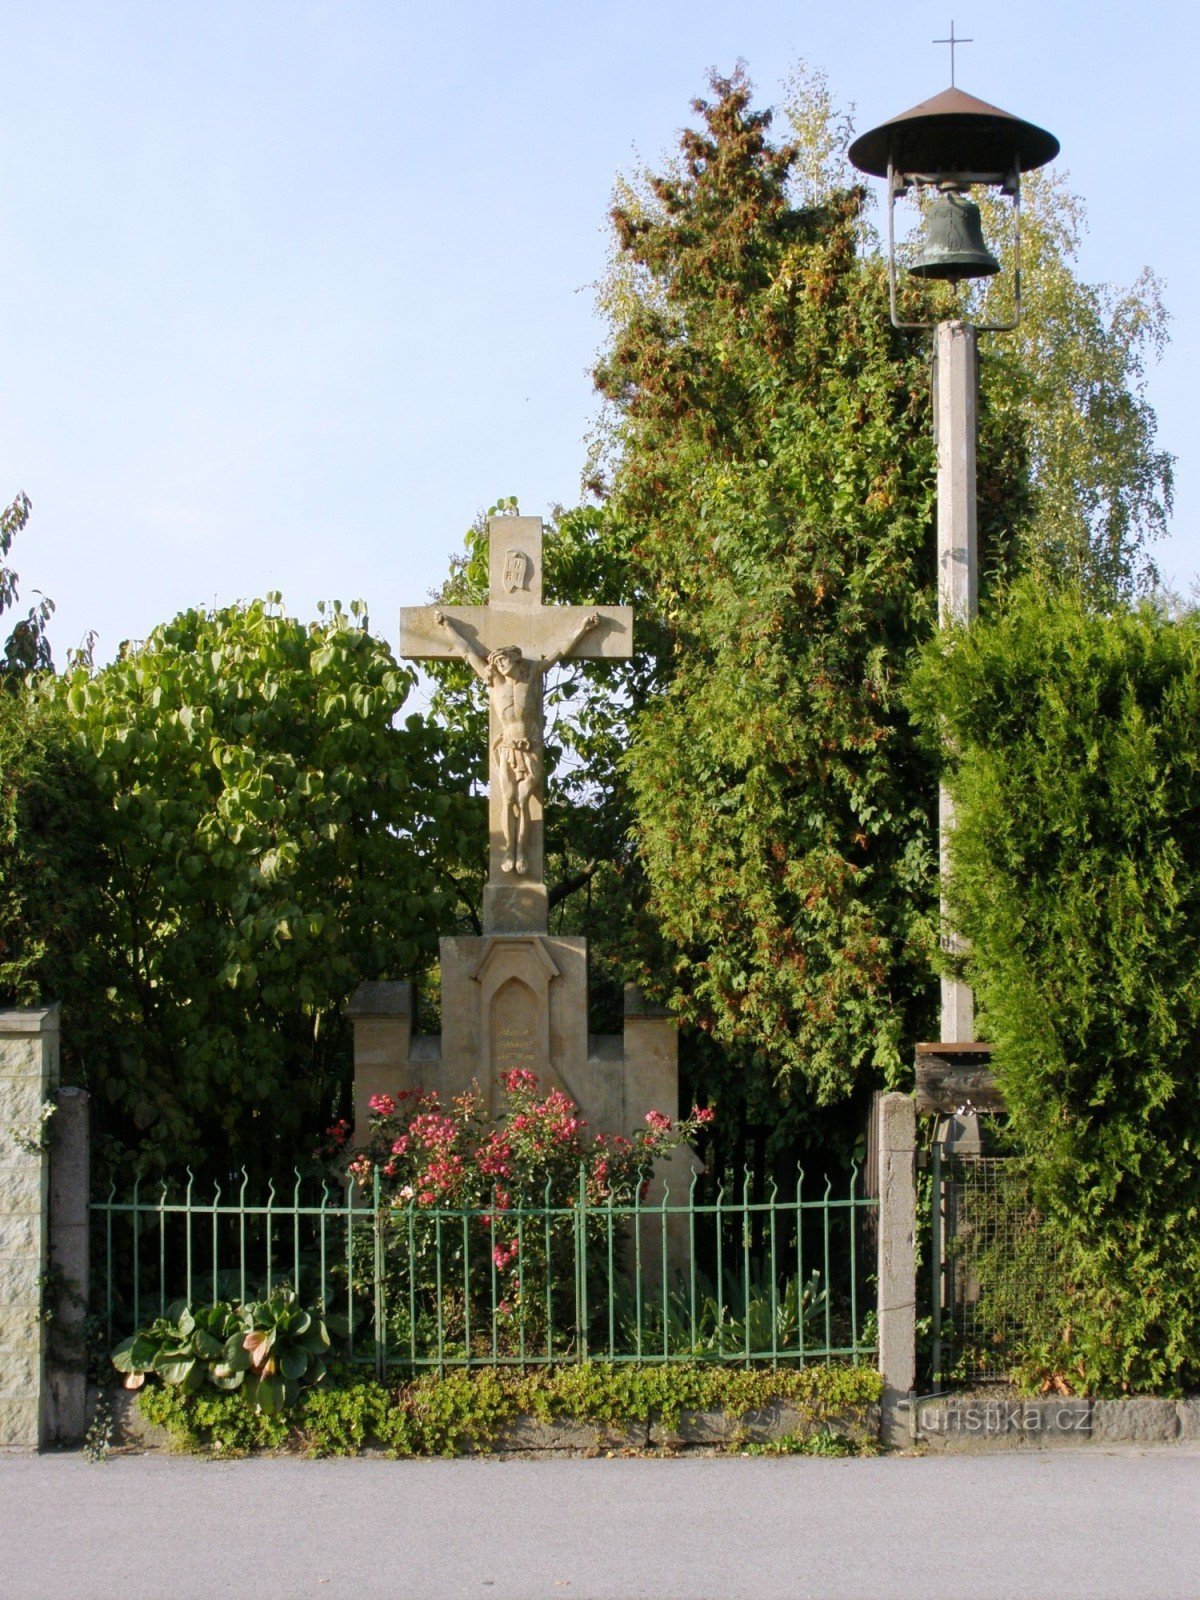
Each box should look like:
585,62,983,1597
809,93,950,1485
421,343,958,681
478,1134,512,1178
501,1068,539,1093
692,1105,715,1125
645,1110,672,1132
368,1094,397,1118
409,1112,457,1149
391,1135,410,1156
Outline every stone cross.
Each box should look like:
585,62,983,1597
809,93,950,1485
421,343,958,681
399,515,633,934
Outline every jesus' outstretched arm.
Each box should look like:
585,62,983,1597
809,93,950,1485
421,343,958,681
544,611,601,670
433,610,491,683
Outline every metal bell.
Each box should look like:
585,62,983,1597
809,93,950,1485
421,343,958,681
909,190,1000,281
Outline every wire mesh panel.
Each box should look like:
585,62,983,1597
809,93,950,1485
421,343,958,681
931,1146,1059,1386
93,1167,878,1374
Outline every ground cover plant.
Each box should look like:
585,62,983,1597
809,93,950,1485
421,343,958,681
133,1358,882,1457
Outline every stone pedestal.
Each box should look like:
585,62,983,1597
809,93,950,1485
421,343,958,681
349,940,681,1156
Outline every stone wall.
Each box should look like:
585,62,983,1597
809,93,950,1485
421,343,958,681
909,1395,1200,1451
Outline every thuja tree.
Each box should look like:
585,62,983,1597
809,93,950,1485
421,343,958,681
49,597,473,1176
594,70,1009,1107
910,583,1200,1393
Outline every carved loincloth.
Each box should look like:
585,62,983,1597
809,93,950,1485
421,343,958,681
494,737,540,783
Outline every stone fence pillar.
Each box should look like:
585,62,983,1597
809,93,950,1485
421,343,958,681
877,1091,916,1448
0,1005,60,1449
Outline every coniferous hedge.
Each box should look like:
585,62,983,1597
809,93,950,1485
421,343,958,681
911,581,1200,1393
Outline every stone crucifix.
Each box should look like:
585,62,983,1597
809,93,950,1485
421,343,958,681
399,516,633,935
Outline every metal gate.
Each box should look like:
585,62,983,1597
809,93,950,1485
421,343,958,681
929,1128,1058,1388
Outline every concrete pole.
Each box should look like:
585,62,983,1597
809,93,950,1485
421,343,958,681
934,319,978,1044
877,1092,917,1446
48,1086,90,1442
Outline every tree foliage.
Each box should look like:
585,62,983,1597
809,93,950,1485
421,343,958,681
971,173,1173,597
0,493,54,681
586,65,1172,1115
46,597,472,1175
911,583,1200,1392
0,687,105,1007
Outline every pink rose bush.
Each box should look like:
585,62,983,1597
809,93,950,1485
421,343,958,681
337,1072,713,1359
351,1070,709,1211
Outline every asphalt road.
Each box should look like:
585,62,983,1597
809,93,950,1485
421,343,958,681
1,1448,1197,1600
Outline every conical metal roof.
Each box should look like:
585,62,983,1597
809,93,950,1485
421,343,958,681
849,86,1059,179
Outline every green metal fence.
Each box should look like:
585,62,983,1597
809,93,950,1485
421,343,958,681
93,1167,877,1374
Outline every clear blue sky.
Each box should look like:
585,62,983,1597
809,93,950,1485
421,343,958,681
3,0,1196,665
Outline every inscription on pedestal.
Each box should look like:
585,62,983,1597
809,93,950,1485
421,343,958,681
492,979,542,1077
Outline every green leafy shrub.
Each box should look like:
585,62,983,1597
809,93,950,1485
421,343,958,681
48,596,473,1175
911,582,1200,1393
0,686,105,1007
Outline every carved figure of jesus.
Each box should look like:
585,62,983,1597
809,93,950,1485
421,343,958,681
434,608,599,876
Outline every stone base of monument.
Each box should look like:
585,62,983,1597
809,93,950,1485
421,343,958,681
347,943,698,1275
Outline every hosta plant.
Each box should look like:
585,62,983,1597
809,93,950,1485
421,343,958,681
112,1301,243,1393
226,1287,335,1414
112,1290,338,1412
